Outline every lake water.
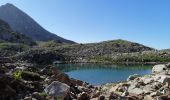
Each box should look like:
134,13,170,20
56,63,152,85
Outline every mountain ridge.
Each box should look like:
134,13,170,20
0,3,75,43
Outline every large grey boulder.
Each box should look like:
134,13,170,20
157,75,170,85
128,87,144,95
152,64,167,74
44,81,70,97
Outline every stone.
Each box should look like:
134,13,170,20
98,95,105,100
55,73,71,85
63,92,72,100
143,85,155,94
127,74,140,81
143,78,154,84
77,92,90,100
121,91,129,97
152,64,167,74
157,75,170,85
143,95,155,100
128,87,144,95
150,91,162,97
166,63,170,68
44,81,70,97
109,85,119,92
109,92,119,99
157,95,170,100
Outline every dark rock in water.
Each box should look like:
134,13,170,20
77,92,90,100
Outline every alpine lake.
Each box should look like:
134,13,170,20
55,63,152,85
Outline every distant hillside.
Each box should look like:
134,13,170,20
0,3,75,43
0,19,36,45
14,39,157,64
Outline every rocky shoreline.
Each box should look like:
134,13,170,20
0,60,170,100
100,63,170,100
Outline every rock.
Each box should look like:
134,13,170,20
157,95,170,100
22,71,41,81
121,91,129,97
44,81,70,97
166,63,170,68
143,84,155,94
143,95,155,100
161,88,170,95
128,87,144,95
63,92,73,100
55,73,71,85
143,78,154,84
77,92,90,100
109,92,119,99
24,96,32,100
152,64,167,74
98,95,105,100
157,75,170,85
127,74,140,81
109,85,119,92
150,91,162,97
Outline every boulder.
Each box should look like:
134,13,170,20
143,95,155,100
98,95,105,100
127,74,140,81
44,81,70,97
143,77,154,84
77,92,90,100
157,75,170,85
152,64,167,74
166,63,170,68
150,91,162,97
128,87,144,95
109,92,119,100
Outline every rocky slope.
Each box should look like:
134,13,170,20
0,3,74,43
0,19,36,45
0,61,98,100
13,39,170,65
0,19,37,57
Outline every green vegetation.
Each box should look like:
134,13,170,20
13,70,22,80
0,43,30,57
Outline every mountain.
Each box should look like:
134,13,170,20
0,3,74,43
0,19,36,45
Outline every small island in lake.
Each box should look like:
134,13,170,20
0,1,170,100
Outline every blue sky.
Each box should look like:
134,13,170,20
0,0,169,49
